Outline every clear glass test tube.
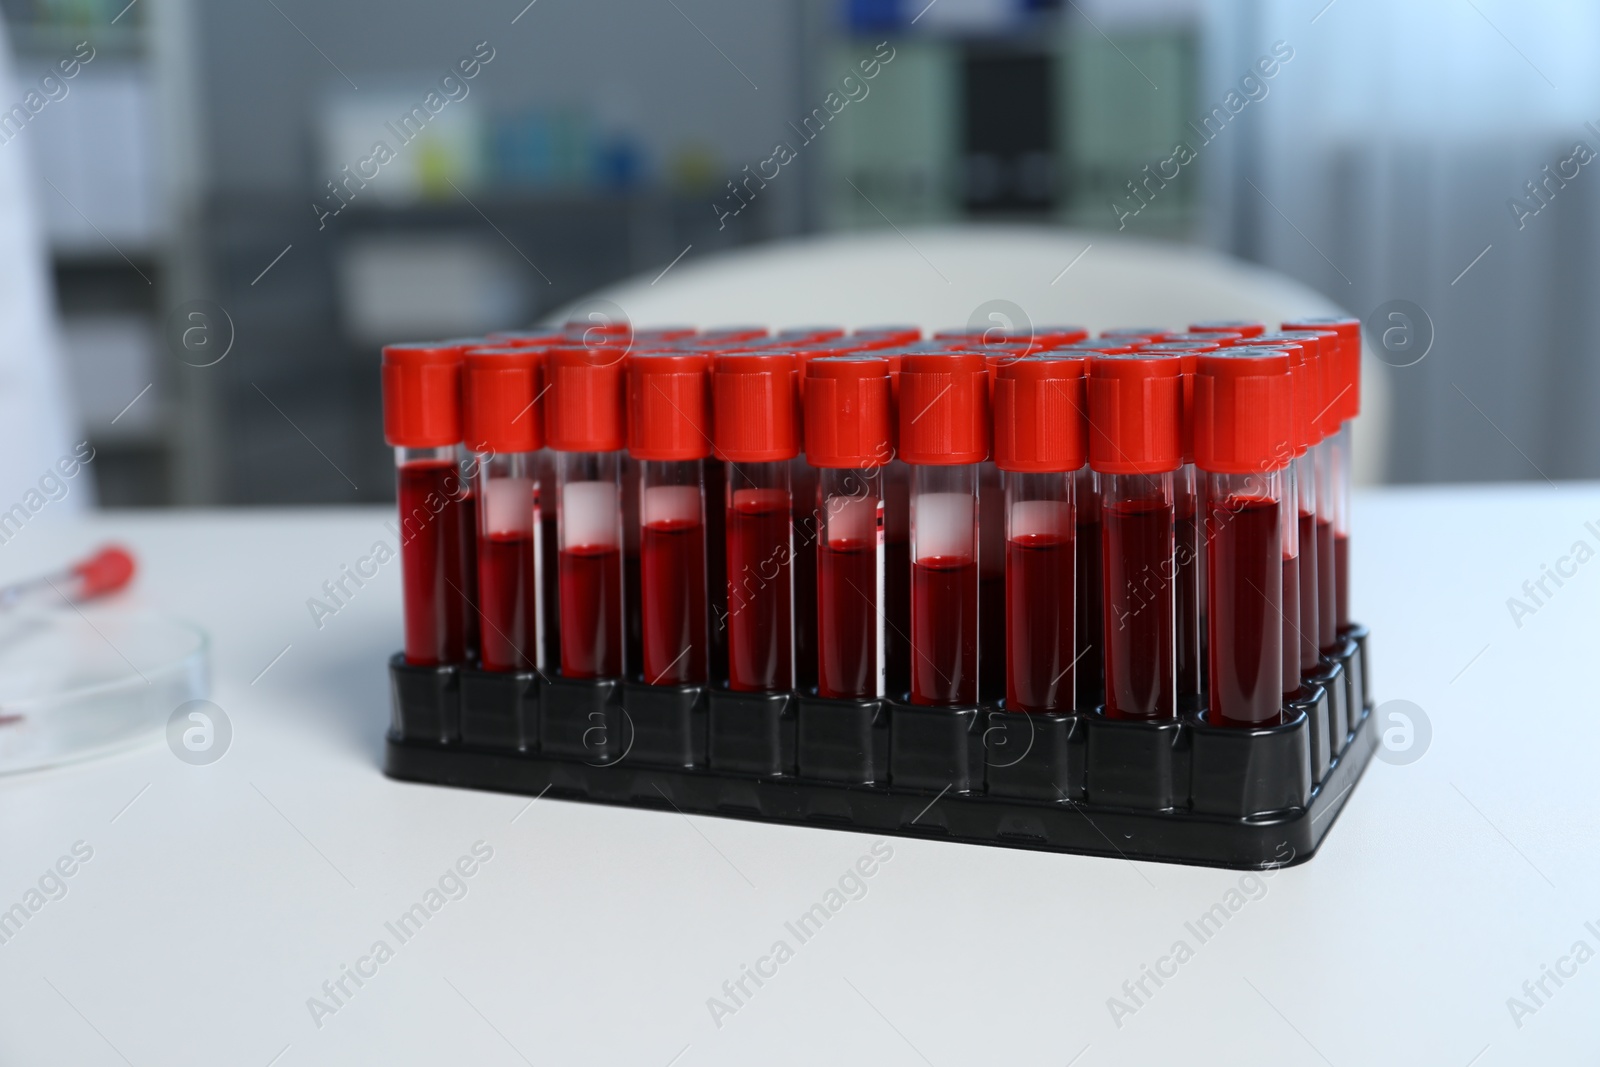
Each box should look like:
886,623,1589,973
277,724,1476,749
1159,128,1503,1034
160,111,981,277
910,463,979,706
816,467,885,700
557,450,625,678
1101,471,1176,720
1004,469,1075,712
1294,450,1319,676
726,459,794,692
1206,469,1285,726
475,450,540,672
396,445,469,666
639,459,708,685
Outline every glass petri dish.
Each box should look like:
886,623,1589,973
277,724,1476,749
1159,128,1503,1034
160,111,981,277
0,609,209,775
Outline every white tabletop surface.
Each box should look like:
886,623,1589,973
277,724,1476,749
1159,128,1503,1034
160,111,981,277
0,488,1594,1066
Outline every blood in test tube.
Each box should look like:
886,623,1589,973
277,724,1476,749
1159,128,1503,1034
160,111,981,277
713,352,800,692
545,345,629,678
628,352,713,685
383,341,472,666
704,456,729,683
1194,347,1294,727
463,345,546,672
1283,316,1361,638
878,350,912,698
1087,352,1184,720
994,354,1086,712
1274,337,1327,679
1073,466,1104,709
899,352,989,707
1173,352,1206,704
978,461,1007,703
805,355,893,700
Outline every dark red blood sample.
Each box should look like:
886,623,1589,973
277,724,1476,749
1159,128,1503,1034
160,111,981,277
1281,552,1300,699
978,476,1006,703
1074,509,1104,710
1006,531,1074,712
1335,533,1350,631
1316,518,1337,652
641,518,707,685
884,537,911,698
623,467,643,681
792,466,820,691
703,458,729,684
1298,510,1319,672
726,489,793,692
1175,495,1203,699
817,538,878,699
1208,496,1283,727
539,508,561,670
979,570,1006,704
459,484,480,655
559,544,623,677
911,555,977,705
477,531,538,671
398,460,466,666
1102,499,1175,720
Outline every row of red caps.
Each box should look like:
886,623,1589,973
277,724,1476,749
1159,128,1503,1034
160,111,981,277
382,319,1360,475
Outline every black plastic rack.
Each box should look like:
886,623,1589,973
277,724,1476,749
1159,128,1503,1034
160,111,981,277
384,626,1374,869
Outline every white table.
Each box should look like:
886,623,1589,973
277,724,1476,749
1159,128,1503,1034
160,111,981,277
0,490,1592,1066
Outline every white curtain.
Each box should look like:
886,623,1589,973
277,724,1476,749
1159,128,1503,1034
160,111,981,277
1202,0,1600,481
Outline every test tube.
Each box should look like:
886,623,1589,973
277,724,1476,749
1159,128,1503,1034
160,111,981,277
462,346,545,672
1286,340,1323,681
712,353,799,692
1194,347,1293,727
1284,316,1360,640
486,332,567,680
878,351,913,700
627,352,712,686
805,355,893,699
1087,353,1183,721
899,353,989,707
382,341,471,666
994,354,1085,712
545,346,628,678
1174,351,1206,705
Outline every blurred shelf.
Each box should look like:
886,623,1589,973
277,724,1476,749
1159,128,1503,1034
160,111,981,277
9,22,144,58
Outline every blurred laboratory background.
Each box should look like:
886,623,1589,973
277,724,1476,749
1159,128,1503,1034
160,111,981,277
6,0,1597,506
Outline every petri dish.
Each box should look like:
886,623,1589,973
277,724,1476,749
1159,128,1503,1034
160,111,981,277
0,609,209,774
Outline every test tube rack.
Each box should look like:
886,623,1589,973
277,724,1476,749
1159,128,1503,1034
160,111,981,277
384,624,1373,870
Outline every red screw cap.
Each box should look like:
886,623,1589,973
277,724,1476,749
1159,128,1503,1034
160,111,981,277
1140,341,1221,353
993,354,1087,473
382,341,466,448
628,352,712,461
1086,352,1184,475
545,346,627,453
805,355,892,469
1099,327,1169,343
486,330,567,349
897,352,990,465
1056,339,1140,355
1190,320,1265,338
1193,347,1294,474
1276,328,1339,440
711,352,799,462
463,346,545,454
1282,316,1360,422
